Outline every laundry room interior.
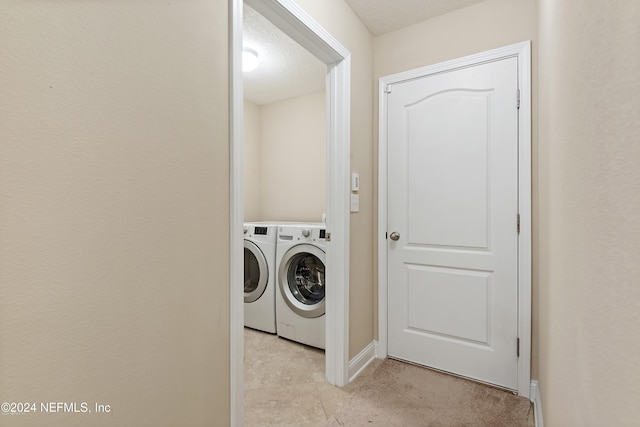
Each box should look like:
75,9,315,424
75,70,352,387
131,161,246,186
243,4,327,225
241,3,331,422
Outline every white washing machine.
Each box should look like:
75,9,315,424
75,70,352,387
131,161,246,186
275,223,326,349
243,222,277,333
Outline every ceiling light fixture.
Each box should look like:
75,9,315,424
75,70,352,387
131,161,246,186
242,48,259,72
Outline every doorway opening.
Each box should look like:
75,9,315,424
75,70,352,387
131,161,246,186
230,0,352,424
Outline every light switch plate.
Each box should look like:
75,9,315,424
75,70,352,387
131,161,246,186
350,194,359,212
351,172,360,192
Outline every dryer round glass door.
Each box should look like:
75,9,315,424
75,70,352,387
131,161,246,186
244,240,268,303
278,244,325,318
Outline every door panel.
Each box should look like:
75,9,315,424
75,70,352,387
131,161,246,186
387,57,519,389
407,90,490,249
406,265,490,344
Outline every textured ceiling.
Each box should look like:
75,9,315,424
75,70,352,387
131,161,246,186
243,0,488,105
243,4,325,106
344,0,487,36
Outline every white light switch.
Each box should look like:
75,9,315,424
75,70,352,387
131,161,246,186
350,194,359,213
351,173,360,192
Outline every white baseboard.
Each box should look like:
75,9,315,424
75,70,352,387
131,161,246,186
530,380,544,427
348,341,377,383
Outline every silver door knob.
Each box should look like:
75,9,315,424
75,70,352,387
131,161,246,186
389,231,400,241
302,228,311,237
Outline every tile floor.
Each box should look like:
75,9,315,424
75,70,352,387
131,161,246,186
244,327,382,427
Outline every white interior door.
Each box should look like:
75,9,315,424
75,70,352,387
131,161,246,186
386,57,520,390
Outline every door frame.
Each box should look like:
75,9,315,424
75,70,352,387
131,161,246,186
230,0,352,424
377,41,532,398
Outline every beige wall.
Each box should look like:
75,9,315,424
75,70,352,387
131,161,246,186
258,91,326,223
0,1,230,426
538,0,640,425
244,100,262,221
294,0,375,359
373,0,539,376
374,0,537,78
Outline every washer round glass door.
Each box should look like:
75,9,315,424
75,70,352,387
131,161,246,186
278,244,325,318
244,240,268,303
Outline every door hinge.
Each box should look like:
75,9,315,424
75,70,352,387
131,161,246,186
517,213,521,234
517,89,521,110
385,84,392,94
517,338,520,358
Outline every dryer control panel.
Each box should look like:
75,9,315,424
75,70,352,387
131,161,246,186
254,226,268,235
279,226,326,243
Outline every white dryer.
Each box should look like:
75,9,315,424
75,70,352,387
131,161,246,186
244,222,277,333
275,223,326,349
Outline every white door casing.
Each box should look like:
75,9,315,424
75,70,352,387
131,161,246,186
378,42,532,397
231,0,352,425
